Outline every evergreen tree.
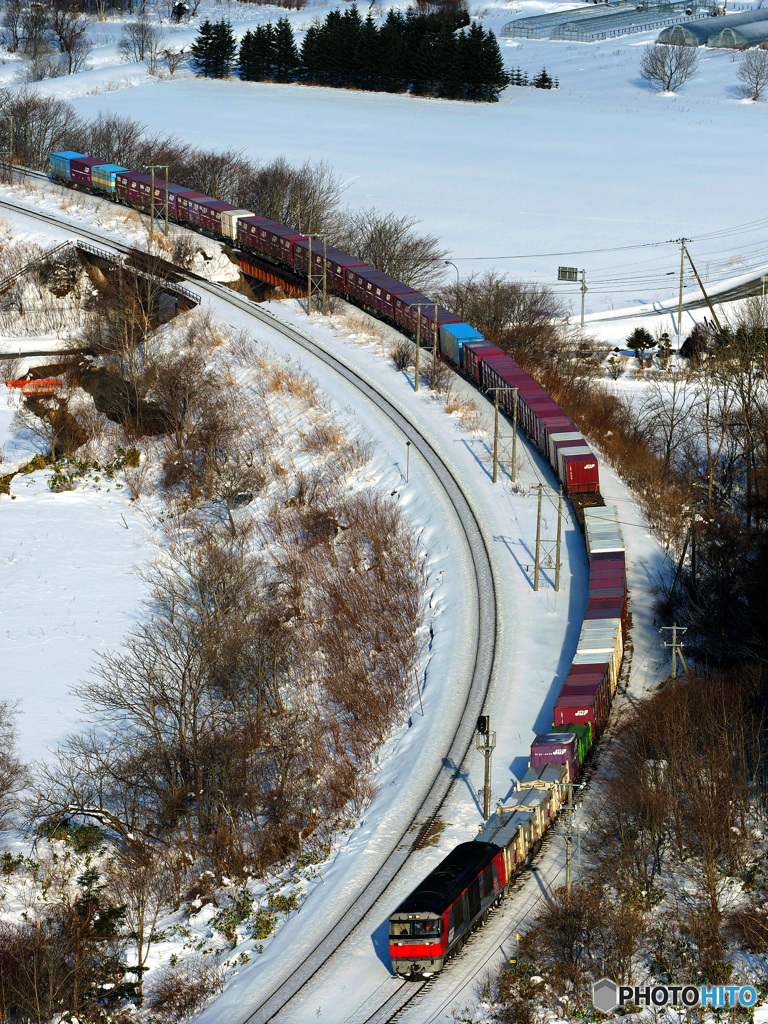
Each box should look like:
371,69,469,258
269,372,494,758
379,13,409,92
479,29,508,101
238,28,256,79
355,13,380,90
532,66,553,89
434,26,459,98
190,19,216,77
272,17,299,82
211,19,237,78
301,24,321,83
461,22,486,101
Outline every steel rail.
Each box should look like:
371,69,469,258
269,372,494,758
0,193,500,1024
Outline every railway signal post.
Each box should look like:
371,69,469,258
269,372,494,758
476,716,496,821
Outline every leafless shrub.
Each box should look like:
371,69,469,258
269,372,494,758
639,43,699,92
49,1,92,74
145,955,226,1022
391,337,415,371
162,46,186,75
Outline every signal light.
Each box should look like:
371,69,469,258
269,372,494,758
477,715,489,736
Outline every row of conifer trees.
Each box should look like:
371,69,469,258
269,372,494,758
191,8,511,102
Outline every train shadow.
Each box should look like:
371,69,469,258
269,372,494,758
371,915,394,969
443,755,483,816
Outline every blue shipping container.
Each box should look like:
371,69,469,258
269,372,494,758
91,163,128,193
439,322,484,367
50,151,87,181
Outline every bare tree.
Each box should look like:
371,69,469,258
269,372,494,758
237,157,349,235
118,15,163,69
1,0,23,53
105,843,172,1002
0,700,27,833
0,88,83,169
49,0,92,74
336,208,448,292
12,397,69,461
438,271,565,354
737,46,768,100
639,43,699,92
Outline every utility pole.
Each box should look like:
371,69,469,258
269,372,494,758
676,237,690,343
430,304,438,390
511,387,518,483
476,716,496,821
565,781,573,891
148,167,155,238
8,116,12,186
405,440,411,483
534,483,543,591
493,387,499,484
661,623,689,677
163,164,169,237
580,269,587,329
563,781,584,892
555,485,563,592
305,234,327,316
144,164,169,239
683,243,722,334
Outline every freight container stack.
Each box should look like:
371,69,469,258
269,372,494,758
69,157,102,188
438,322,484,367
50,151,87,182
517,763,568,816
90,164,128,194
475,807,537,879
530,503,625,777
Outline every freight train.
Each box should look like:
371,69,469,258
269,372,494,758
389,506,626,978
48,149,627,980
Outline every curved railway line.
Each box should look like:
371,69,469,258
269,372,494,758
0,191,503,1024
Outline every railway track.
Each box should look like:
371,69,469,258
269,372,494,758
0,191,501,1024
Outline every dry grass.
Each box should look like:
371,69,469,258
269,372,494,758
301,419,345,454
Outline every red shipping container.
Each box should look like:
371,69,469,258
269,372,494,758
530,733,579,782
553,690,603,739
390,292,457,338
115,170,154,207
585,598,627,637
462,342,501,381
236,215,305,266
591,550,626,567
561,451,600,494
195,198,238,235
346,267,417,320
69,157,101,188
560,678,609,723
174,190,209,226
293,240,366,290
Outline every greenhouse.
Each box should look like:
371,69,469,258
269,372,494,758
657,7,768,44
707,18,768,45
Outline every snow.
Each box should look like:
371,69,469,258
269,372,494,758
0,468,155,763
0,5,765,1017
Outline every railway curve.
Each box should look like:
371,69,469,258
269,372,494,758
0,193,501,1024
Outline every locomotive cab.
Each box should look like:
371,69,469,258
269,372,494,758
388,911,446,978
